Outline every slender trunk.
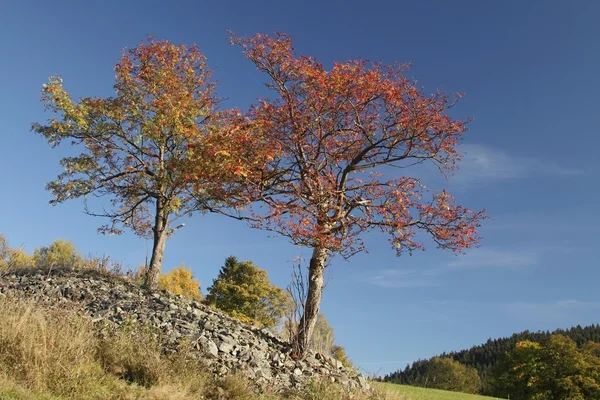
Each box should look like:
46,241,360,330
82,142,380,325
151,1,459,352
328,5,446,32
295,245,328,359
146,199,169,291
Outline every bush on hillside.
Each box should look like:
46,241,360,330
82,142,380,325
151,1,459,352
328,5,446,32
158,264,202,300
32,239,82,270
0,234,33,271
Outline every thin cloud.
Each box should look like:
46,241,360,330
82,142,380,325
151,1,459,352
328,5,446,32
367,269,442,288
506,299,600,312
483,211,600,235
446,248,538,269
422,248,538,276
502,300,600,325
449,144,582,186
366,247,537,288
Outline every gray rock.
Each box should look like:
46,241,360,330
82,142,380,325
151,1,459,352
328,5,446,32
218,340,235,354
0,269,368,394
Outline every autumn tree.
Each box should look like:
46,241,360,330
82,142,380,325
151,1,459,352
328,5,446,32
331,345,353,369
418,357,481,394
492,335,600,399
32,39,255,289
158,264,202,300
231,32,486,358
204,256,289,328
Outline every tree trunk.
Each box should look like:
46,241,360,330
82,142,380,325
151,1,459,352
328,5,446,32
295,245,328,359
146,199,169,291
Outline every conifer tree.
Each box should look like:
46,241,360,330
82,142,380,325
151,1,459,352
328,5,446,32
205,256,289,328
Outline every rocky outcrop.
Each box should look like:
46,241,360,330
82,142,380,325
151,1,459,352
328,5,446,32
0,269,369,393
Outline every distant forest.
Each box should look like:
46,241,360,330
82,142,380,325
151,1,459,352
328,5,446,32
384,324,600,395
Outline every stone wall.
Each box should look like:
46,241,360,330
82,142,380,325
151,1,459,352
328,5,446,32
0,269,368,392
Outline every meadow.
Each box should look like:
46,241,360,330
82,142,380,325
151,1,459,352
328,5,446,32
374,382,503,400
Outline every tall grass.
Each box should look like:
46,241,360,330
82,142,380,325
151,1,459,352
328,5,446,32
0,297,212,399
0,296,384,399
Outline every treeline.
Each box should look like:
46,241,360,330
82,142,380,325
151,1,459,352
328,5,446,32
385,324,600,397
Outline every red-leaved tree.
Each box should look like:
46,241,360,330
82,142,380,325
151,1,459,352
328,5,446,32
32,39,258,289
231,32,487,358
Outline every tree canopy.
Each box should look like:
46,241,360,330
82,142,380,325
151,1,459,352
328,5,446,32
492,335,600,400
230,31,486,357
32,38,259,289
204,256,289,328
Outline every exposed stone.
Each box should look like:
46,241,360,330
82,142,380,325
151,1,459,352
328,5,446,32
0,268,370,393
217,340,235,354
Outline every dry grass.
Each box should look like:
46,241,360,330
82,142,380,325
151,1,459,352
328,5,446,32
0,235,385,398
0,299,110,397
0,296,386,399
0,297,209,399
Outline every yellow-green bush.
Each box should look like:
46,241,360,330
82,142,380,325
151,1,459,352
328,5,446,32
32,239,82,270
331,345,353,369
0,234,33,272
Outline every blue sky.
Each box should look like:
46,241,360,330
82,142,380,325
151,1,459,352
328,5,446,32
1,0,599,375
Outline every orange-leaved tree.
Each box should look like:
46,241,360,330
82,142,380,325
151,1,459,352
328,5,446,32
231,32,487,358
32,38,257,290
159,264,202,300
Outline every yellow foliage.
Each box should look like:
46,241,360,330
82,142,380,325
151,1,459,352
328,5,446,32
32,239,81,269
158,264,202,301
0,234,33,271
7,248,33,270
331,345,353,369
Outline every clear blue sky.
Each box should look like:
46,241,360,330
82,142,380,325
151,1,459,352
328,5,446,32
1,0,599,376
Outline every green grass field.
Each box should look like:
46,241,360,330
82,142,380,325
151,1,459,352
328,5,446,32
374,382,503,400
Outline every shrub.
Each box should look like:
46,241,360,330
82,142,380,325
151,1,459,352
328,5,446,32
32,239,82,270
158,264,202,300
0,234,33,272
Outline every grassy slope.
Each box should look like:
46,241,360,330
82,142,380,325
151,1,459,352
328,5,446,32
0,279,382,400
374,382,503,400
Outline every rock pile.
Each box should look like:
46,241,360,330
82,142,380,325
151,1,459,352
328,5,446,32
0,268,368,392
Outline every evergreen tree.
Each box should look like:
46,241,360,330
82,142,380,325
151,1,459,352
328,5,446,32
205,256,289,328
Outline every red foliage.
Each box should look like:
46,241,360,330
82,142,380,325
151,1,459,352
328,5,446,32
231,32,487,258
